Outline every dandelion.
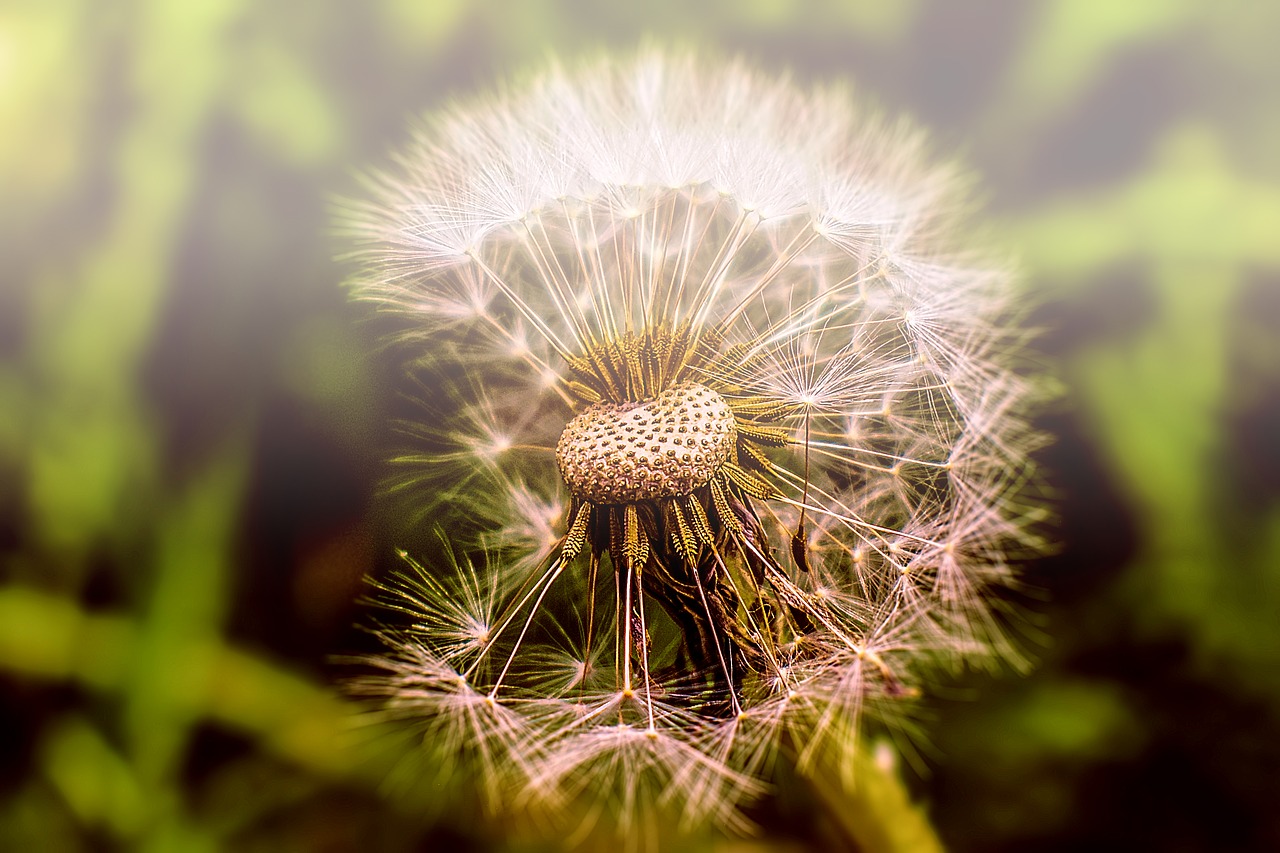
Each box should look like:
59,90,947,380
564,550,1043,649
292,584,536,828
343,49,1043,841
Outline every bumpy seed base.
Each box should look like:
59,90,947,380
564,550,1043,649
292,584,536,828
556,382,737,504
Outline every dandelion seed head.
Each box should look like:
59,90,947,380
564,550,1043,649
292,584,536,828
345,47,1045,841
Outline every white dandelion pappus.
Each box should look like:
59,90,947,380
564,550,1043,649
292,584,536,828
343,49,1043,838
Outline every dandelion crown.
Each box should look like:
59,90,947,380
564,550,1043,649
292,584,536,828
345,50,1041,834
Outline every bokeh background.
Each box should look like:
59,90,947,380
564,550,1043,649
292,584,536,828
2,1,1278,850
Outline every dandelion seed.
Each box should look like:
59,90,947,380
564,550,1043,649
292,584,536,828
343,48,1043,840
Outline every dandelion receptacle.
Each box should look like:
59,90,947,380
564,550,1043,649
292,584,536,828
342,49,1043,839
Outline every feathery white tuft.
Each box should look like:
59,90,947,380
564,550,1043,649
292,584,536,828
344,48,1044,840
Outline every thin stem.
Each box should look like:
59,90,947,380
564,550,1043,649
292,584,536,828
786,727,945,853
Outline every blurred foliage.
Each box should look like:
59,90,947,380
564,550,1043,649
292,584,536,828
1,0,1278,850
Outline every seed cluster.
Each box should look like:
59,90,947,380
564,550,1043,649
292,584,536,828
556,382,737,504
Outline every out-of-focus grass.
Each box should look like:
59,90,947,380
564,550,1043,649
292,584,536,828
2,1,1279,850
1008,127,1280,690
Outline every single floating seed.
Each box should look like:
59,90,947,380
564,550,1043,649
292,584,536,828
556,382,736,503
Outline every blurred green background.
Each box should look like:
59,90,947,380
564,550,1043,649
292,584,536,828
2,1,1278,850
